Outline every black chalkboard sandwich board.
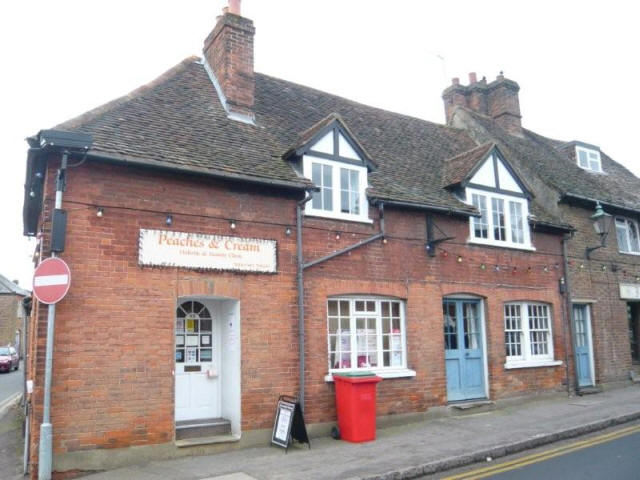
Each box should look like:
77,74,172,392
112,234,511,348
271,395,310,452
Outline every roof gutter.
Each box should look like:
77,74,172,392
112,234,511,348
562,192,640,216
85,151,313,191
370,197,479,218
529,218,574,233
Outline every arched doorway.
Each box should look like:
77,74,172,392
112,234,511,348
174,297,241,441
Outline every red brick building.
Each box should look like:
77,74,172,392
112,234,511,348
23,2,640,478
0,274,29,357
443,75,640,390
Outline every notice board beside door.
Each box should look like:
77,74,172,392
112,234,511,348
271,395,310,452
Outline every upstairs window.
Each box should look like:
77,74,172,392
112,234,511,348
616,217,640,254
576,146,602,172
302,125,369,222
464,151,532,250
468,188,531,249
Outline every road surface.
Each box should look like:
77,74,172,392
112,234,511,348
436,422,640,480
0,361,23,406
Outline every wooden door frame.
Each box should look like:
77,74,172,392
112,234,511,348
443,296,489,402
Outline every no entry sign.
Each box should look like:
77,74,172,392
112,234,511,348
33,257,71,304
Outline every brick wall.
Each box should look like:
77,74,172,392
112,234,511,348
0,294,23,347
29,158,569,475
203,11,255,118
561,203,640,383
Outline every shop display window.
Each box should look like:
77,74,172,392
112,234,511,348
327,297,405,372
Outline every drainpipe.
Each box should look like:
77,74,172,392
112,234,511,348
561,233,580,395
296,193,314,413
38,151,68,480
296,201,386,413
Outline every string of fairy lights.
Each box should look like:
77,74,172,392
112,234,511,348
436,247,640,282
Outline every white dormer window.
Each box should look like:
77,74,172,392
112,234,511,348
576,146,602,172
302,126,370,222
464,152,533,250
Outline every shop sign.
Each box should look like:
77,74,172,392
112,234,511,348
620,283,640,300
139,229,277,273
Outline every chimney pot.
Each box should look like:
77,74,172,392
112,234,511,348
452,77,460,86
469,72,477,84
228,0,241,15
203,1,255,120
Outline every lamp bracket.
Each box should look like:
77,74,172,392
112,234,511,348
426,214,455,257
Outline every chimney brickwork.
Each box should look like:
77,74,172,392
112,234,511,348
203,2,255,120
443,73,522,135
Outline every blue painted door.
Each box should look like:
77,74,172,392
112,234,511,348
573,304,594,387
444,300,486,401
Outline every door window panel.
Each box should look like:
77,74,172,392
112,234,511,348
443,302,458,350
463,302,480,349
176,301,214,363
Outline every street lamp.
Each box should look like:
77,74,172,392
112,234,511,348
585,202,612,259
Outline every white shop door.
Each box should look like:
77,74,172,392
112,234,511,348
175,300,221,421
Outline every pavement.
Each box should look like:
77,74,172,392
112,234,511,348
3,385,639,480
0,399,24,480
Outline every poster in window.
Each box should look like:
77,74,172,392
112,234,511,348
176,319,184,333
186,347,197,363
175,335,184,346
186,319,195,333
200,349,212,361
186,335,199,346
201,335,211,346
391,330,402,366
175,349,184,362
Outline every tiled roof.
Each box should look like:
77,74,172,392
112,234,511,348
442,142,494,187
460,108,640,213
53,58,483,215
0,274,29,296
55,57,310,189
50,57,579,226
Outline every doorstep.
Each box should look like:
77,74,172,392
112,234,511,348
175,433,241,448
447,399,495,416
578,385,603,396
176,417,231,440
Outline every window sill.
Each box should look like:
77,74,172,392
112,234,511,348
468,238,535,252
504,360,563,370
618,250,640,257
305,211,374,224
324,368,416,382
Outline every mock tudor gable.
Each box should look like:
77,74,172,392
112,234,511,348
443,143,531,198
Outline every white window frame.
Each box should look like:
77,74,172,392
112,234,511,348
503,302,562,369
325,296,415,381
615,217,640,255
303,155,370,223
466,187,533,250
575,146,602,173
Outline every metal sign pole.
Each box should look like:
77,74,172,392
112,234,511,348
38,152,67,480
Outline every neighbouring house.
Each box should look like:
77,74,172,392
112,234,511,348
443,74,640,389
0,274,29,357
20,2,639,478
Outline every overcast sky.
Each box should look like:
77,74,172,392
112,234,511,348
2,0,638,288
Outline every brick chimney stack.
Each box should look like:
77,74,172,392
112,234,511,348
442,72,522,136
203,0,255,121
